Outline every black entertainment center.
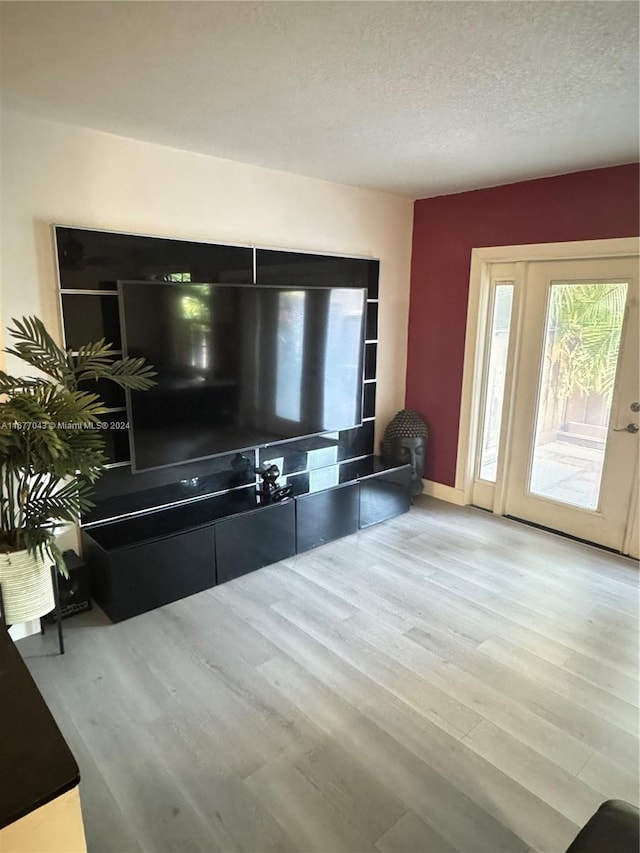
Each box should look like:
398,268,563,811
55,226,412,622
81,458,410,622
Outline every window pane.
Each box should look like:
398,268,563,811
479,284,514,481
528,282,627,510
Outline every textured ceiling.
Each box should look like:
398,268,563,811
1,1,638,198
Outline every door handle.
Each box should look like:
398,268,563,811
613,423,639,433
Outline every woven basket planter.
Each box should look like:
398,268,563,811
0,548,54,624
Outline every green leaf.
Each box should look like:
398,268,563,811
4,316,69,383
2,315,155,569
85,357,157,390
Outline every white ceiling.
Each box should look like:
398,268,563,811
1,1,638,198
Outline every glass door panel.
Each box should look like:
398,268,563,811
479,284,514,482
504,256,638,552
528,282,627,510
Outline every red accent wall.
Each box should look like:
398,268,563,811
406,163,640,487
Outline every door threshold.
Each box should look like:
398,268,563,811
504,515,637,559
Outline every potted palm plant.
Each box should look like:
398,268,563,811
0,316,155,624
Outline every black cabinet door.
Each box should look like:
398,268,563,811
296,483,360,553
215,500,296,584
101,526,215,622
359,467,411,529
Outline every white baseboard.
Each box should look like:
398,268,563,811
421,479,467,506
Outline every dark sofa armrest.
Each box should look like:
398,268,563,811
566,800,640,853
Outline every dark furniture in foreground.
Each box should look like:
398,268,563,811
0,626,80,830
566,800,640,853
81,457,411,623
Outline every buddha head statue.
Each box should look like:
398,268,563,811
382,410,428,495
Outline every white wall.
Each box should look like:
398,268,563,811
1,110,413,440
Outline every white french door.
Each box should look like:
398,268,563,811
470,253,639,555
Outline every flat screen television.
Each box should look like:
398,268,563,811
119,281,367,472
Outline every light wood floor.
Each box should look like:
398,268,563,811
19,498,640,853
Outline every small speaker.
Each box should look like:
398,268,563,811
56,549,92,619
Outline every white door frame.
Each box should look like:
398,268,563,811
456,237,640,521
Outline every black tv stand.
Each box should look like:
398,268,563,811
81,456,411,623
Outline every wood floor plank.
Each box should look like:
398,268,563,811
348,533,446,579
220,582,384,708
587,603,639,635
361,691,578,853
409,517,639,617
162,591,284,666
462,719,604,826
445,636,639,774
64,705,227,853
257,561,361,622
411,547,602,629
148,612,319,772
561,649,640,705
477,637,639,737
578,750,640,807
16,668,144,853
340,555,578,667
375,810,458,853
283,554,420,633
292,738,407,845
259,654,528,853
17,497,639,853
299,541,439,604
144,716,299,853
413,527,636,603
257,654,368,739
245,754,377,853
271,595,481,737
423,566,639,677
406,625,596,775
297,551,496,650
